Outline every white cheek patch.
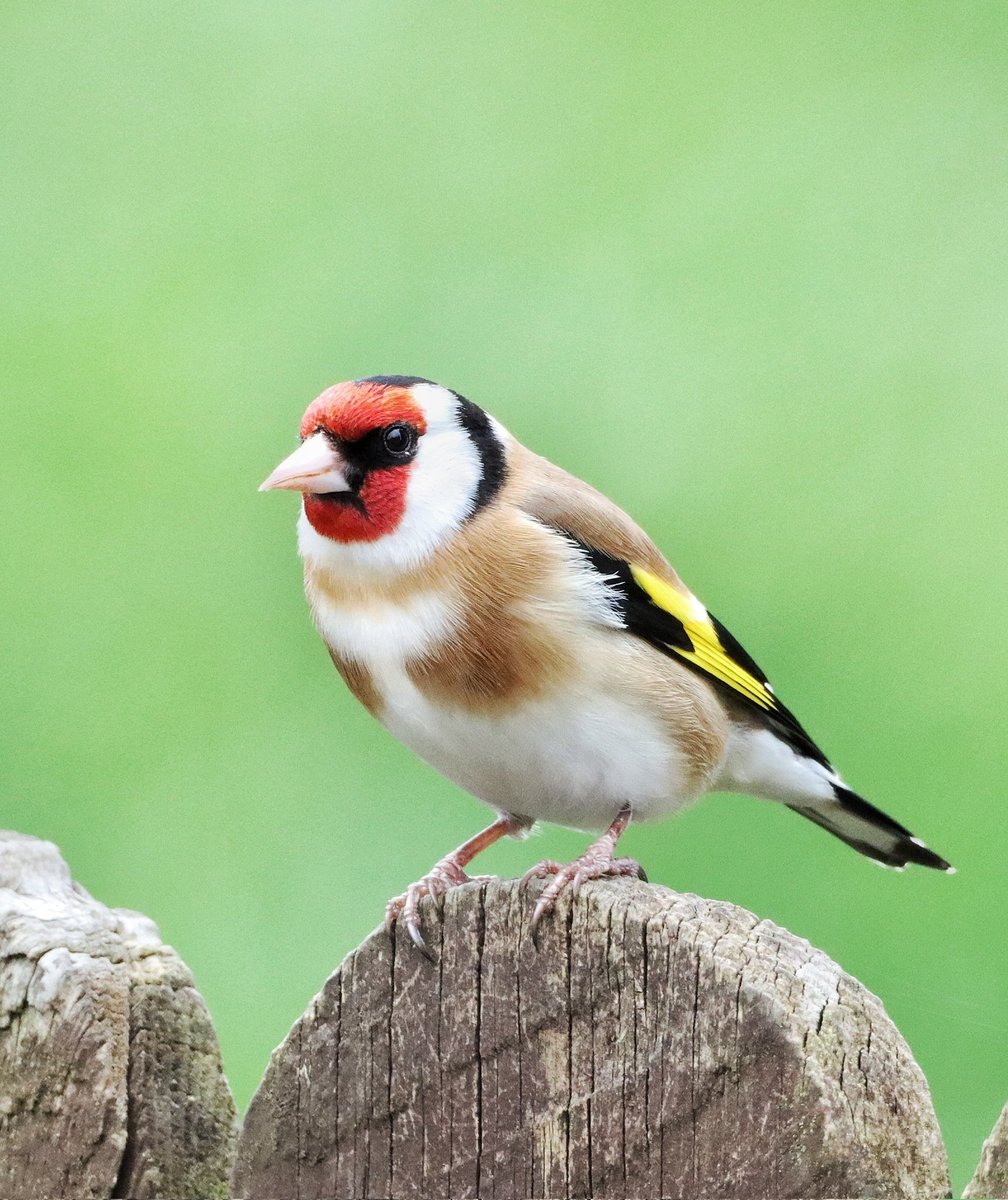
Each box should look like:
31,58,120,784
396,423,483,544
296,387,486,580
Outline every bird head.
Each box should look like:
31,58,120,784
261,376,506,571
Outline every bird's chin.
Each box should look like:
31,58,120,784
302,491,385,544
315,491,368,516
302,464,411,546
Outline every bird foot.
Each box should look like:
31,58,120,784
526,850,647,930
386,857,491,960
522,859,564,881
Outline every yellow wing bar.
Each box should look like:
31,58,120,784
629,565,777,711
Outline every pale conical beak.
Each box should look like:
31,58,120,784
259,432,351,493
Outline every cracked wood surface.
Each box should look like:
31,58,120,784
233,876,950,1199
0,830,237,1199
965,1100,1008,1198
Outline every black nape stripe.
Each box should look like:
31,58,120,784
454,394,507,514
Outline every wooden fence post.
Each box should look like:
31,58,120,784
233,875,950,1200
0,831,237,1200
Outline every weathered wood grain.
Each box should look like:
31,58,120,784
0,831,237,1199
965,1100,1008,1199
233,875,950,1199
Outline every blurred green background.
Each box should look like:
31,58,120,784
2,2,1004,1190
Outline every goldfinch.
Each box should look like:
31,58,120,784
261,376,952,954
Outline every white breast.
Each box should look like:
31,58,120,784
308,582,459,665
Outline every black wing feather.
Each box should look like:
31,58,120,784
568,536,832,769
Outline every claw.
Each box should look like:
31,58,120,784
525,803,644,934
384,815,524,959
385,856,476,962
405,914,436,963
528,854,645,932
521,859,562,883
386,889,437,960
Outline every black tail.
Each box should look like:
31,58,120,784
788,785,953,872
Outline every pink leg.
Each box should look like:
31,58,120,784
387,814,529,958
524,804,646,930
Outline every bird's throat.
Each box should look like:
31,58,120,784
303,467,410,543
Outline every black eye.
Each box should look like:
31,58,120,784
382,423,417,458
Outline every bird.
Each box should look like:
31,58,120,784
260,375,953,955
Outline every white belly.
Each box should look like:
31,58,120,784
370,659,699,832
